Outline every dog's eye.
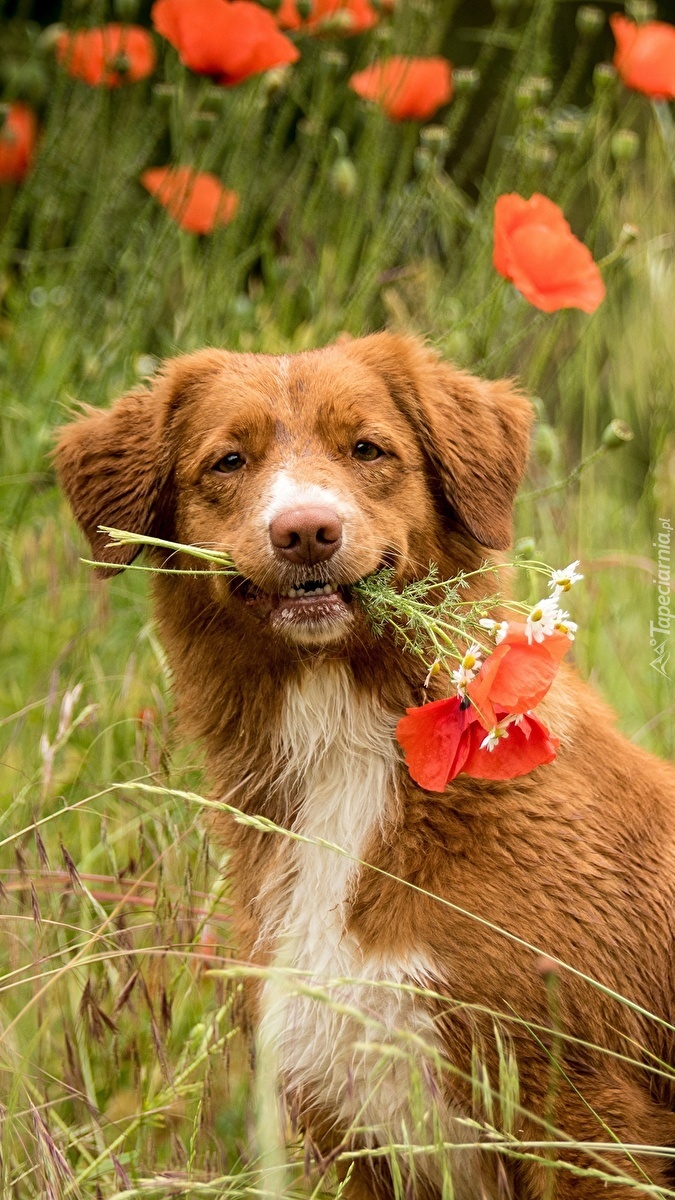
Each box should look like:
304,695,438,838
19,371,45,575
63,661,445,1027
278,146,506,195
213,453,245,473
353,440,383,462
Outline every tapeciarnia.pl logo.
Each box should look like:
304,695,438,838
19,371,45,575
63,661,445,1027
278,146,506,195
650,517,673,678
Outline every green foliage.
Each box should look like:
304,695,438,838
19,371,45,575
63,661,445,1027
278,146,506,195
0,0,674,1195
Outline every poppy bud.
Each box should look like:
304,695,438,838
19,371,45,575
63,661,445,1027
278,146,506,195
7,60,48,105
192,109,218,134
330,156,358,197
321,10,355,32
322,49,348,72
453,67,480,94
261,0,283,10
36,23,67,55
551,112,584,147
536,954,560,979
531,106,548,130
114,0,141,18
414,146,434,175
263,66,290,95
296,0,312,17
611,128,639,163
533,424,558,467
524,74,552,103
575,5,604,38
626,0,656,22
593,62,616,93
602,419,634,450
514,536,537,559
153,83,176,105
109,52,131,75
420,124,449,153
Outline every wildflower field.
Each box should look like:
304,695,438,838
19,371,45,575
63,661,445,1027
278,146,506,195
0,0,674,1195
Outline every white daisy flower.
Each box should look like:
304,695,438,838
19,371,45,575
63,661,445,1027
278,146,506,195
480,722,510,752
451,643,482,696
479,618,509,644
554,611,578,640
525,596,559,645
549,561,583,597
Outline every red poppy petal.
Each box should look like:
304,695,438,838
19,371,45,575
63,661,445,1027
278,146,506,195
611,16,675,99
349,56,452,122
396,696,473,791
0,103,36,183
487,639,570,713
462,714,559,780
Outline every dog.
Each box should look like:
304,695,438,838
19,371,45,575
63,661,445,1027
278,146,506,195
57,333,675,1199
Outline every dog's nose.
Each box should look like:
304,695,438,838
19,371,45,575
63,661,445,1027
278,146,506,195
269,506,342,565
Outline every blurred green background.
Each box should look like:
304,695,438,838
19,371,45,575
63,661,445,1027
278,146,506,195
0,0,674,1195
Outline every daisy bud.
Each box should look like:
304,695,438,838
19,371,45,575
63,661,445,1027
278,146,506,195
453,67,480,95
533,424,558,466
611,129,639,164
575,5,604,37
602,418,634,450
424,660,441,688
593,62,616,94
330,157,358,197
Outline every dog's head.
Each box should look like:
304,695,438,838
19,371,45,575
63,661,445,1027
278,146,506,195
55,333,532,649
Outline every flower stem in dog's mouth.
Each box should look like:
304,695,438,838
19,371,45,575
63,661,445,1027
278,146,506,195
89,527,504,666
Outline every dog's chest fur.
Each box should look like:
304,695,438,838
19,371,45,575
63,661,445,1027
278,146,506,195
256,665,489,1195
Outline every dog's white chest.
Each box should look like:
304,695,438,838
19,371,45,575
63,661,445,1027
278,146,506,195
259,667,436,1131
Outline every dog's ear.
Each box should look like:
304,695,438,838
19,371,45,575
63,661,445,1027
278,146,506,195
55,351,226,576
346,332,533,550
55,382,172,576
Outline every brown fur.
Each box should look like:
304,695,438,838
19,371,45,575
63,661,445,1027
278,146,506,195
56,334,675,1199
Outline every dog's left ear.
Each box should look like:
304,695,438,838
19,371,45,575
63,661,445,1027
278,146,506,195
346,333,533,550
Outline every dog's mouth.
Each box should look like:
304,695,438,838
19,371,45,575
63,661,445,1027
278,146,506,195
233,575,354,636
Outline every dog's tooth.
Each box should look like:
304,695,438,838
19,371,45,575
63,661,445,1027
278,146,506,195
287,589,297,598
324,585,334,595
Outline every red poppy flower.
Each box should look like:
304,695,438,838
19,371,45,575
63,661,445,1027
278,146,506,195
396,695,475,792
396,696,559,791
493,193,605,314
349,56,453,122
611,15,675,100
0,104,37,184
468,625,571,730
461,711,559,782
56,24,156,87
151,0,299,86
277,0,377,35
141,167,239,234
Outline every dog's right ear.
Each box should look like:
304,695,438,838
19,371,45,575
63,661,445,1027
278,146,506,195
55,382,172,576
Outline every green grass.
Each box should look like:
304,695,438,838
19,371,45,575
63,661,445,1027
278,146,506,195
0,0,674,1195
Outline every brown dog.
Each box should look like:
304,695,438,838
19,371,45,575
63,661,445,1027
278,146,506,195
56,334,675,1200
